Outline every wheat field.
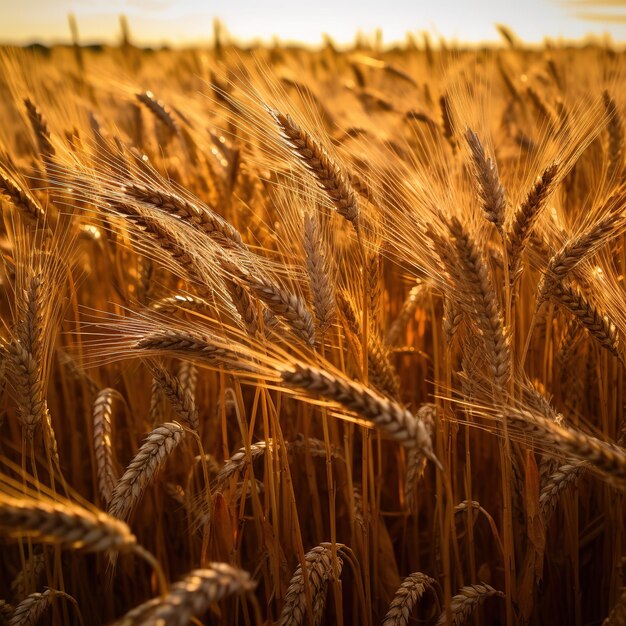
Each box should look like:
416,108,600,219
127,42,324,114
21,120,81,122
0,25,625,626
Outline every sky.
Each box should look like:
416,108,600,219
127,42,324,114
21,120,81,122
1,0,625,47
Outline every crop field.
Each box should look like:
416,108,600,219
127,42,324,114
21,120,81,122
0,27,625,626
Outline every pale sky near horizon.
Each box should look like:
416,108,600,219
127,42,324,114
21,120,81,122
1,0,625,47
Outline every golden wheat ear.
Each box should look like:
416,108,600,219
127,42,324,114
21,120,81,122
279,543,344,626
112,564,256,626
435,583,504,625
7,589,82,626
107,421,185,524
383,572,437,626
267,107,360,227
0,493,137,554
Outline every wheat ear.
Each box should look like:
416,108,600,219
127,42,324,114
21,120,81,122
604,90,624,181
386,282,426,346
279,362,439,465
551,282,622,360
0,168,45,223
405,404,437,509
435,583,504,625
603,589,626,626
0,496,137,553
279,543,344,626
506,162,559,283
122,181,243,248
303,210,336,335
150,294,206,315
24,98,55,158
269,108,359,226
339,289,399,398
133,329,246,370
0,601,14,620
113,564,256,626
465,128,506,231
93,388,118,506
238,271,315,345
10,552,46,602
539,461,586,522
136,91,179,136
108,422,184,523
147,362,199,430
539,193,626,300
383,572,437,626
447,217,510,392
8,589,79,626
506,408,626,483
213,440,272,492
225,279,259,334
